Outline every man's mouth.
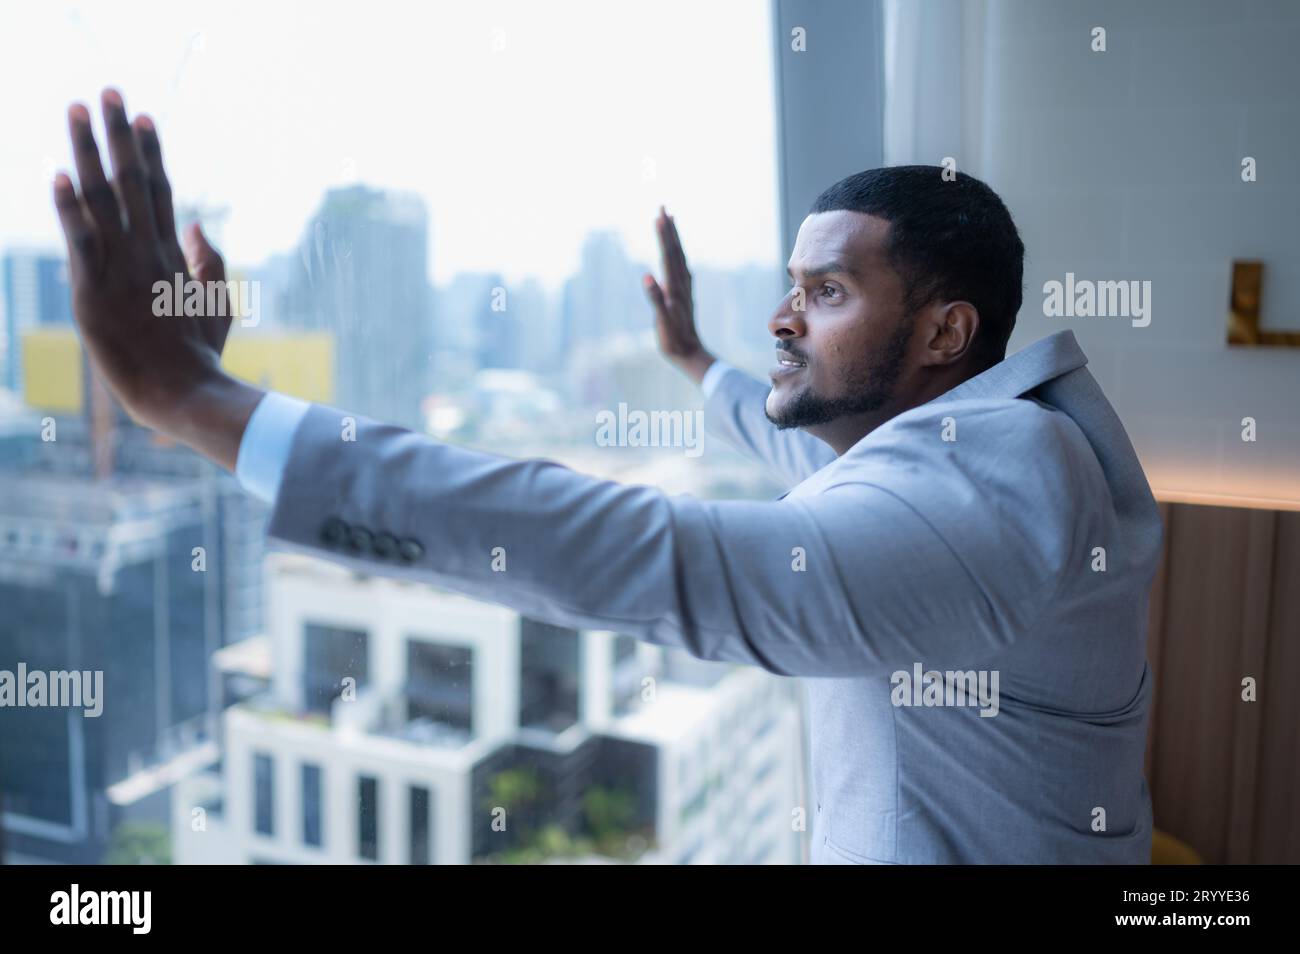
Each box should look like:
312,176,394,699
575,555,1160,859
771,351,807,380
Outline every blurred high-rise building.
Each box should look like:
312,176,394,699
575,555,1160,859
8,325,336,644
0,474,221,863
0,322,339,862
2,250,72,395
560,231,647,352
435,272,508,374
692,263,784,375
430,274,558,398
281,186,431,431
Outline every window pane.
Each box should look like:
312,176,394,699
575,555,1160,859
302,763,323,849
357,776,379,862
303,624,368,715
406,642,473,732
409,785,432,866
0,0,791,866
253,753,274,837
518,619,580,731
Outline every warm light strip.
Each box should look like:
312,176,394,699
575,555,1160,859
1151,488,1300,513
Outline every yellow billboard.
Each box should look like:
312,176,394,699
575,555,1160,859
21,328,82,412
221,333,335,403
19,329,335,412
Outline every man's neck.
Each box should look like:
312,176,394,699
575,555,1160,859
805,365,988,456
804,410,900,456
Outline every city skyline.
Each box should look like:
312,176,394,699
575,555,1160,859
2,177,786,442
0,0,782,290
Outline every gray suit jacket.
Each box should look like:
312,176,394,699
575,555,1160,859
265,329,1162,864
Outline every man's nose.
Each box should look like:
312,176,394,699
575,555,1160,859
768,290,807,339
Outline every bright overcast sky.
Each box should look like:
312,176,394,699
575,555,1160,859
0,0,780,287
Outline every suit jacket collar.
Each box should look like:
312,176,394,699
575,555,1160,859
930,329,1089,405
776,332,1090,500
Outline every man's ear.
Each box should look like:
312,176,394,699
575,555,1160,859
920,301,980,367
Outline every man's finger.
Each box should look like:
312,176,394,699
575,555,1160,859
663,213,691,289
68,103,123,238
183,222,233,353
643,273,668,315
101,88,157,240
134,114,179,252
656,208,677,301
657,208,689,293
52,172,101,278
183,221,226,283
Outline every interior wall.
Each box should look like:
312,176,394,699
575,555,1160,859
890,0,1300,505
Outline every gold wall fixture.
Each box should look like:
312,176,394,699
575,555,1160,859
1228,261,1300,347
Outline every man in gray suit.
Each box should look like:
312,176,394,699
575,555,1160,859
53,90,1161,863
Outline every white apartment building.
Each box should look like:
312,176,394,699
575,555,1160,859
174,552,805,864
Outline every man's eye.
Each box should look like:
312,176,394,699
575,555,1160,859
820,284,840,299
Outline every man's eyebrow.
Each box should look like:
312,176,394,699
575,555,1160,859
787,261,859,280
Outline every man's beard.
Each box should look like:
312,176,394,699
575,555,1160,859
765,318,911,430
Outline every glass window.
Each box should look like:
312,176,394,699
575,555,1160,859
518,618,580,731
0,0,790,867
253,753,274,837
302,763,323,848
612,633,646,717
406,641,473,732
303,623,368,715
409,785,432,865
357,775,379,862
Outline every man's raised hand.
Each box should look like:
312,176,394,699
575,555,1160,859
643,206,715,385
52,88,262,470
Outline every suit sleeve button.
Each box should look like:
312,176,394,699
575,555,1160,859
372,532,398,558
321,517,349,546
397,538,424,563
348,527,373,552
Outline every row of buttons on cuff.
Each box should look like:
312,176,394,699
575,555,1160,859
319,517,424,563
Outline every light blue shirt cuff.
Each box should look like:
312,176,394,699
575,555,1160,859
700,360,736,399
235,391,311,504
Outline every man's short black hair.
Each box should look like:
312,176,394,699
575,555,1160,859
810,165,1024,366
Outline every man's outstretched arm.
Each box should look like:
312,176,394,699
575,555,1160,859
257,400,1048,678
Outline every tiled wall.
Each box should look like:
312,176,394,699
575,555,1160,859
969,0,1300,502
